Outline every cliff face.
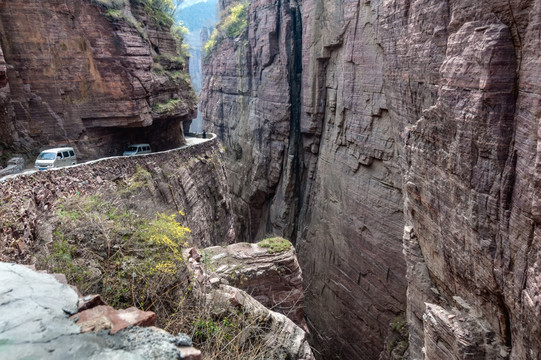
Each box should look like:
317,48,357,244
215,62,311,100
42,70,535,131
201,0,406,359
0,0,197,160
201,0,302,243
202,0,541,359
378,1,540,359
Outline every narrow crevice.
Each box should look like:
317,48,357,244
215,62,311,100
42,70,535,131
287,0,304,244
499,295,513,347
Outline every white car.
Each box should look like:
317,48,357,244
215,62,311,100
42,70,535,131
123,144,152,156
34,147,77,170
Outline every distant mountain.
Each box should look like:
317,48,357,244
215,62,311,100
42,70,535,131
176,0,219,132
176,0,218,33
178,0,211,10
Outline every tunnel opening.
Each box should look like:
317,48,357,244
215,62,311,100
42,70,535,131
76,116,191,161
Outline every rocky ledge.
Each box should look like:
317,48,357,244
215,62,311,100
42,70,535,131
190,239,307,330
186,241,315,359
0,262,200,359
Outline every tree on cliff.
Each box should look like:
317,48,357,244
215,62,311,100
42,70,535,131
152,0,184,17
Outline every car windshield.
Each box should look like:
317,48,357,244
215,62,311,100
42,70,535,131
37,152,56,160
127,146,138,152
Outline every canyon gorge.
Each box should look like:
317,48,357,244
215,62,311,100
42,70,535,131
1,0,541,359
201,0,541,359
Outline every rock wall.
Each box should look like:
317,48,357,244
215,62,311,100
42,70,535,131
201,0,406,359
0,0,197,160
202,0,541,359
201,0,302,242
378,0,541,359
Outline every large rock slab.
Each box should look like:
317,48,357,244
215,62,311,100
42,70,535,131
0,262,200,359
186,249,315,360
189,240,307,329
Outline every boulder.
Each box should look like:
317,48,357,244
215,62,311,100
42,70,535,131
191,240,307,330
0,262,200,359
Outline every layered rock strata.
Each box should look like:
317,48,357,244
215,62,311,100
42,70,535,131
0,262,201,359
378,1,541,359
202,0,541,359
201,0,406,358
191,240,307,329
0,0,197,160
185,245,315,359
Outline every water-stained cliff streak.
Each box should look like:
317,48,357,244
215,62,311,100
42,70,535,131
201,0,305,243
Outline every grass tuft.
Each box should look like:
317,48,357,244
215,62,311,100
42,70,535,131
257,237,292,253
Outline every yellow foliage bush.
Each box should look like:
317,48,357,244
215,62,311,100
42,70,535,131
145,211,191,262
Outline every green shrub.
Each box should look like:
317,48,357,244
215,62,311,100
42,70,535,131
153,54,186,70
203,1,250,58
153,98,182,114
386,315,409,359
223,2,249,38
105,8,123,20
190,301,273,359
119,166,151,195
204,28,220,56
134,0,176,27
91,0,127,9
42,190,192,313
99,2,146,37
171,24,190,58
257,237,292,253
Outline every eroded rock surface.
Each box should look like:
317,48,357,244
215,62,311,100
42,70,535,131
0,0,197,159
378,1,541,359
0,262,200,359
186,247,315,360
201,1,405,358
202,0,541,359
192,240,306,329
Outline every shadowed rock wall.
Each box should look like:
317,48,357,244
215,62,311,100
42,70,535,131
202,1,406,359
202,0,541,359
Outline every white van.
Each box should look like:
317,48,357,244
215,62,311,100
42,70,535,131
35,147,77,170
123,144,151,156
